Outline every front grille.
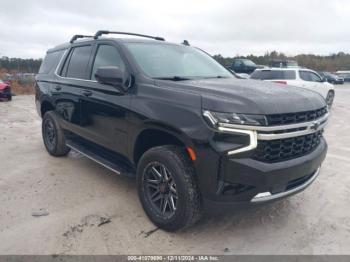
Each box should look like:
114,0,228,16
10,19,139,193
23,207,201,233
266,107,327,126
253,130,323,163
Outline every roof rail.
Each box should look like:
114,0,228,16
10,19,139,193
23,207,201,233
93,30,165,41
70,35,94,43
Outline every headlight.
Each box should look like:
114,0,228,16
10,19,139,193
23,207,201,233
203,110,259,155
203,110,267,127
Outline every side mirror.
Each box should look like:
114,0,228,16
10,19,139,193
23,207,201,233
95,66,129,92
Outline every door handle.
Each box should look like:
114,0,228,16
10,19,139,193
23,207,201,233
54,86,62,91
82,90,92,97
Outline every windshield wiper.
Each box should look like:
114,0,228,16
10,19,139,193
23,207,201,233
153,76,192,81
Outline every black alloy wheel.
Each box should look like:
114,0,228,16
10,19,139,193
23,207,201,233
43,117,57,152
143,162,178,218
137,145,202,231
42,111,70,156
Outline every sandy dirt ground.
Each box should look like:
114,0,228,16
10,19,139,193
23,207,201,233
0,86,349,255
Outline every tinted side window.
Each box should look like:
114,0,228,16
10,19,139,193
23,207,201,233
91,45,125,80
60,49,72,77
299,71,322,82
234,60,242,67
39,50,65,74
251,70,296,80
280,70,296,79
309,72,322,82
299,71,310,81
65,45,92,79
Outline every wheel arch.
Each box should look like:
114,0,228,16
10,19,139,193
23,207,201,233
132,122,194,165
40,99,55,117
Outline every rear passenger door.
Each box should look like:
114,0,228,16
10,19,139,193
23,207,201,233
79,42,131,156
53,44,93,133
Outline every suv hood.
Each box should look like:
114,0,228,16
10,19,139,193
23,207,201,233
157,78,326,114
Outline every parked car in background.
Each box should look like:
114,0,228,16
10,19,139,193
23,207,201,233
336,71,350,82
251,68,335,108
269,59,298,68
229,58,258,74
318,71,344,84
0,79,12,101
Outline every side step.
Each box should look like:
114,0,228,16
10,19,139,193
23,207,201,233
66,139,135,177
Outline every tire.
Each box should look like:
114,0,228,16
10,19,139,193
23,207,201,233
326,90,335,109
42,111,70,156
137,145,202,231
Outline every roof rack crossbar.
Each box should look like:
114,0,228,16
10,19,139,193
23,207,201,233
70,35,94,43
93,30,165,41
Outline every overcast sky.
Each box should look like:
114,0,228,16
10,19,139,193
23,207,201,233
0,0,349,58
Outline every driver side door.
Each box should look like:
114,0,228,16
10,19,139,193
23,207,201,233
79,42,131,156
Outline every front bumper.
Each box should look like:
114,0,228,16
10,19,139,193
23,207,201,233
335,80,344,84
200,138,327,213
250,167,319,203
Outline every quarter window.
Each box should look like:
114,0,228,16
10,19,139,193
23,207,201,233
91,45,125,80
39,50,65,74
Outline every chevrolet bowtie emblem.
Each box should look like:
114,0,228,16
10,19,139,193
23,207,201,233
310,121,320,131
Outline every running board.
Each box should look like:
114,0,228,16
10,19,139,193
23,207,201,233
66,140,135,177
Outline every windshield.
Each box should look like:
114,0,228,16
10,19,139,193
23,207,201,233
125,43,233,79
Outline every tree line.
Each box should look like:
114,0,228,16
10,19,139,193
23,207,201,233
1,51,350,74
213,51,350,72
0,56,42,74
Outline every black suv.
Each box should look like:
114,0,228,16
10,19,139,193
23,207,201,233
36,31,328,231
229,58,258,74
